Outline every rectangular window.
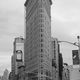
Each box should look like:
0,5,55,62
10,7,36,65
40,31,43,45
41,44,43,47
41,70,43,74
40,24,44,27
41,59,43,62
41,29,44,32
41,54,43,57
41,34,43,37
41,39,43,42
41,49,43,52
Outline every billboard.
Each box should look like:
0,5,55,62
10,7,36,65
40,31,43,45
16,43,24,62
16,50,22,61
72,50,79,65
16,43,24,51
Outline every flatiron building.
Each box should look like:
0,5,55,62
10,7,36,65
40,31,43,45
24,0,52,80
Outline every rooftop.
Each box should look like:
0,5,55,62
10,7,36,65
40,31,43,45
24,0,52,6
49,0,52,5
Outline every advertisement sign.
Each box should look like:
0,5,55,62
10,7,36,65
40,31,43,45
72,50,79,65
16,50,22,61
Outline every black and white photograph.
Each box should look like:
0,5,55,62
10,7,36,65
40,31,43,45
0,0,80,80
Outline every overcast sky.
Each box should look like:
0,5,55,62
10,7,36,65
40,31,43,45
0,0,80,75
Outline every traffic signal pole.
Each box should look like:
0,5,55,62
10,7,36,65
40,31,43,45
58,37,80,65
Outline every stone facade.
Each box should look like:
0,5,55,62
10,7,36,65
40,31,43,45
51,38,59,80
24,0,52,80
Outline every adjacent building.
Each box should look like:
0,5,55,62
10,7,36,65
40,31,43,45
59,53,63,80
2,69,9,80
0,76,2,80
9,72,13,80
11,37,24,80
11,55,15,80
51,38,60,80
24,0,52,80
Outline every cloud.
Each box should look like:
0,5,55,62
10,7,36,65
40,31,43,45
52,0,80,22
0,0,25,74
51,0,80,41
0,0,25,43
51,0,80,64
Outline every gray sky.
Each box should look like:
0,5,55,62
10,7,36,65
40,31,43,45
51,0,80,65
0,0,80,75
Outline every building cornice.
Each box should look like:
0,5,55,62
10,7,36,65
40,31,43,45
24,0,52,6
24,0,29,6
49,0,52,5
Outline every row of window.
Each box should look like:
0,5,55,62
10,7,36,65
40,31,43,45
40,47,50,53
25,0,38,22
40,69,52,77
29,13,49,27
